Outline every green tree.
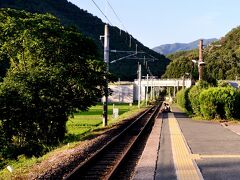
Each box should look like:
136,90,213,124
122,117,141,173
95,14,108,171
0,0,170,81
162,50,199,79
0,9,106,157
188,81,210,115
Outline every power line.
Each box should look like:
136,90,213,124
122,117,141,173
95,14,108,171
93,0,159,77
90,0,113,26
95,0,140,52
104,0,128,33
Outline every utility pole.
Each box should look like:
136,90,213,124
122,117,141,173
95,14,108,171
138,63,141,108
146,73,149,106
182,75,185,89
129,35,132,48
199,39,203,80
118,78,121,102
151,77,153,100
103,24,109,127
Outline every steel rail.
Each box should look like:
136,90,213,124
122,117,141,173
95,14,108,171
64,104,160,180
105,104,160,179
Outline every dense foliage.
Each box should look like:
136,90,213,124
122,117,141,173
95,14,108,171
188,81,211,115
199,87,240,119
204,27,240,80
176,81,240,120
0,9,105,159
162,50,199,79
0,0,170,81
175,88,191,112
162,26,240,81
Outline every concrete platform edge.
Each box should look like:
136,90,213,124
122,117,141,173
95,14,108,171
133,110,163,180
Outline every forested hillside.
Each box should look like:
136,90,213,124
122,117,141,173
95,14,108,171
162,26,240,81
0,0,170,80
162,50,199,79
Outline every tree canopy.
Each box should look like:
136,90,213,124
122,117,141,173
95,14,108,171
162,50,199,79
0,8,106,158
0,0,170,81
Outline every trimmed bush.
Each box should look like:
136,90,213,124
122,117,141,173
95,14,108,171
176,88,191,112
188,81,210,115
199,87,240,119
176,89,185,108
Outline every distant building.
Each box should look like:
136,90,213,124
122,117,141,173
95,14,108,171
108,82,134,103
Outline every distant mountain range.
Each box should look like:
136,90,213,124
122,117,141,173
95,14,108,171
162,26,240,80
153,38,218,55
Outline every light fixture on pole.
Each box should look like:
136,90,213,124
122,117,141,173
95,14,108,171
198,39,204,80
196,39,221,81
192,59,206,81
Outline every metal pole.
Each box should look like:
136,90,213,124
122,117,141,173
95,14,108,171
174,82,176,97
151,77,153,100
191,61,194,85
146,74,149,106
118,78,121,103
199,39,203,80
138,64,141,108
129,35,132,48
177,80,179,91
103,24,109,127
182,76,185,89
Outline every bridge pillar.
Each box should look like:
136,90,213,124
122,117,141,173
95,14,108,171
174,85,176,97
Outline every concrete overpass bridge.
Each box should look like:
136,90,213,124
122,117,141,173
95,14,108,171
108,79,239,103
133,78,192,101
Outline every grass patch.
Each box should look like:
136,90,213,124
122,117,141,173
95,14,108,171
0,103,144,178
64,103,139,142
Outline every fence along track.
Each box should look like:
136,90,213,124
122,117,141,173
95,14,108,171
64,104,161,180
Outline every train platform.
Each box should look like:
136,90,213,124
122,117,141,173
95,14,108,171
133,105,240,180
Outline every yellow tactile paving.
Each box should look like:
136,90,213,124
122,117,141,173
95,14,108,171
200,155,240,158
168,113,203,180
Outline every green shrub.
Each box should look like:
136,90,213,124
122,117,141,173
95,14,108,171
218,80,231,87
199,87,240,119
176,89,185,109
188,81,210,115
176,88,191,112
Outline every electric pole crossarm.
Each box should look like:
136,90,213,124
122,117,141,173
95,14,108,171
110,53,137,63
110,50,145,53
124,58,156,60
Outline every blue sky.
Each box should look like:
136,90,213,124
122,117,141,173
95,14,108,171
69,0,240,48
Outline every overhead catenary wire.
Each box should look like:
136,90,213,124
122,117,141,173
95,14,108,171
94,0,146,56
104,0,136,49
104,0,128,33
90,0,113,26
92,0,159,77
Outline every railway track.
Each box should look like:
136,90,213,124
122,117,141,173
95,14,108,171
64,104,161,180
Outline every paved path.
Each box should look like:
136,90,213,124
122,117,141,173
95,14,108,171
155,113,176,180
134,105,240,180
